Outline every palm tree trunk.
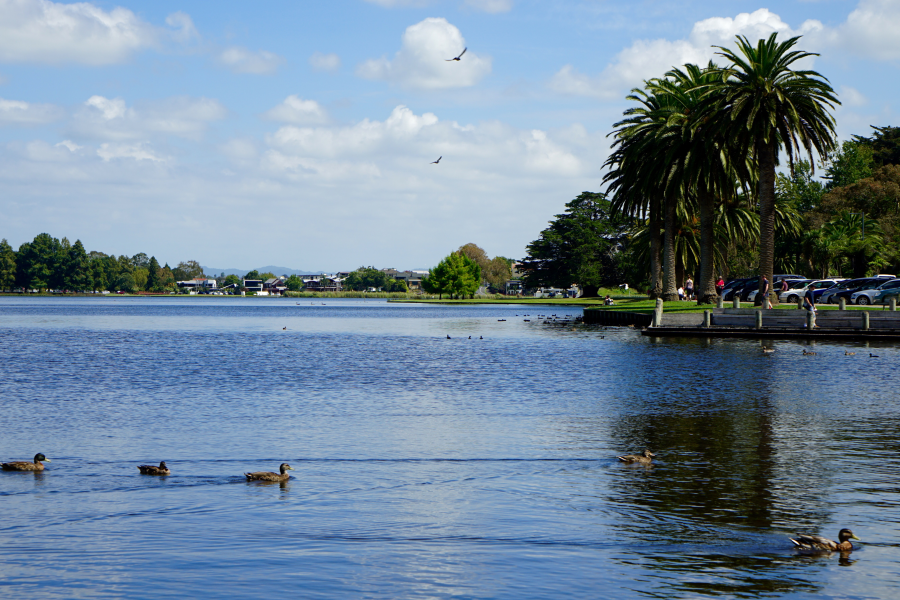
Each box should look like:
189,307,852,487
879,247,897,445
696,188,717,304
649,196,662,298
662,197,678,301
757,140,777,306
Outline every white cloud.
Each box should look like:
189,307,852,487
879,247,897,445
0,97,63,124
309,51,341,72
828,0,900,61
262,96,328,125
56,140,82,152
218,46,284,75
165,11,199,44
464,0,512,13
356,18,491,90
71,95,227,141
550,8,823,99
838,86,867,108
97,142,165,162
0,0,192,65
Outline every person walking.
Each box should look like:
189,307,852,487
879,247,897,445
760,275,771,309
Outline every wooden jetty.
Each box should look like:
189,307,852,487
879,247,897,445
642,307,900,340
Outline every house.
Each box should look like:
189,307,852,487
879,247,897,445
303,276,342,292
263,277,287,295
177,278,217,290
382,268,425,290
243,279,263,292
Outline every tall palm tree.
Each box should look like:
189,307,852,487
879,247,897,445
605,85,679,299
649,63,752,303
712,33,839,304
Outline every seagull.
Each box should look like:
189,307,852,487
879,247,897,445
431,156,442,164
446,47,467,61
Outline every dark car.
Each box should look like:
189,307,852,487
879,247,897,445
820,276,894,304
721,278,753,301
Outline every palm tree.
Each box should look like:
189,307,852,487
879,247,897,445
606,83,686,300
711,33,839,305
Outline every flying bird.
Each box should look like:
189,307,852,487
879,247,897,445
431,156,442,164
446,47,467,61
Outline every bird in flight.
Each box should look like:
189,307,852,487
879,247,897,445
431,156,442,164
446,48,467,62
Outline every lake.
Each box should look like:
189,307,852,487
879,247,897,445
1,297,898,599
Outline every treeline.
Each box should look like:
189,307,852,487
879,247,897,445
0,233,206,293
420,244,512,298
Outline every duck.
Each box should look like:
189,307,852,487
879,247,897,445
2,453,51,471
245,463,294,483
802,350,817,356
790,529,860,552
845,351,856,356
617,450,655,465
137,461,170,476
762,347,776,354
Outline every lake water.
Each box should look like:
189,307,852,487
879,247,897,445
1,297,899,599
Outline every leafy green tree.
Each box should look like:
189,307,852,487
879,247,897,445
159,264,176,291
824,140,874,190
131,252,150,269
17,233,60,291
521,192,629,297
0,238,16,291
258,272,276,281
114,272,138,293
344,266,391,291
775,159,825,214
173,260,203,281
854,125,900,167
147,257,161,291
132,268,149,291
712,33,839,305
244,270,260,280
65,239,92,291
422,253,480,298
224,274,242,287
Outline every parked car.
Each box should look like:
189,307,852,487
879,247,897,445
820,276,894,304
874,286,900,305
850,279,900,305
777,279,839,304
721,278,753,301
748,278,805,303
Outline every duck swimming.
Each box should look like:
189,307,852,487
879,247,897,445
617,450,655,465
245,463,294,483
790,529,860,552
137,461,170,476
2,453,51,471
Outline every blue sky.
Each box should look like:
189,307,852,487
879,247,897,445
1,0,897,271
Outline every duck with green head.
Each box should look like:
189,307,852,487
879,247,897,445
2,453,51,471
790,529,860,552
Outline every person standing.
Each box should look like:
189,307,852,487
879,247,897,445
803,284,817,314
760,275,770,309
685,277,694,301
716,276,724,296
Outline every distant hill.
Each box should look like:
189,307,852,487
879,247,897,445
202,265,324,277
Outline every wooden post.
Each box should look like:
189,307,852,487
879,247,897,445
838,297,846,310
862,311,869,331
652,298,663,327
796,296,803,309
807,310,816,330
891,297,897,312
716,296,723,309
703,310,711,328
755,310,763,329
732,296,740,309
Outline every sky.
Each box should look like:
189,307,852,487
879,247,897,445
1,0,898,272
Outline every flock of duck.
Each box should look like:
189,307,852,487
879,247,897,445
613,450,860,553
2,453,295,483
4,451,861,553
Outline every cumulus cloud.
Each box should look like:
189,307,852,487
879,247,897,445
0,97,64,125
551,3,900,101
356,18,491,89
70,95,227,141
464,0,512,13
839,86,867,108
309,51,341,72
262,96,329,125
218,46,284,75
550,9,824,100
0,0,193,65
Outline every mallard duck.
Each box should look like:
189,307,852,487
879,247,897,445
245,463,294,482
137,461,170,476
2,453,51,471
617,450,655,465
790,529,860,552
